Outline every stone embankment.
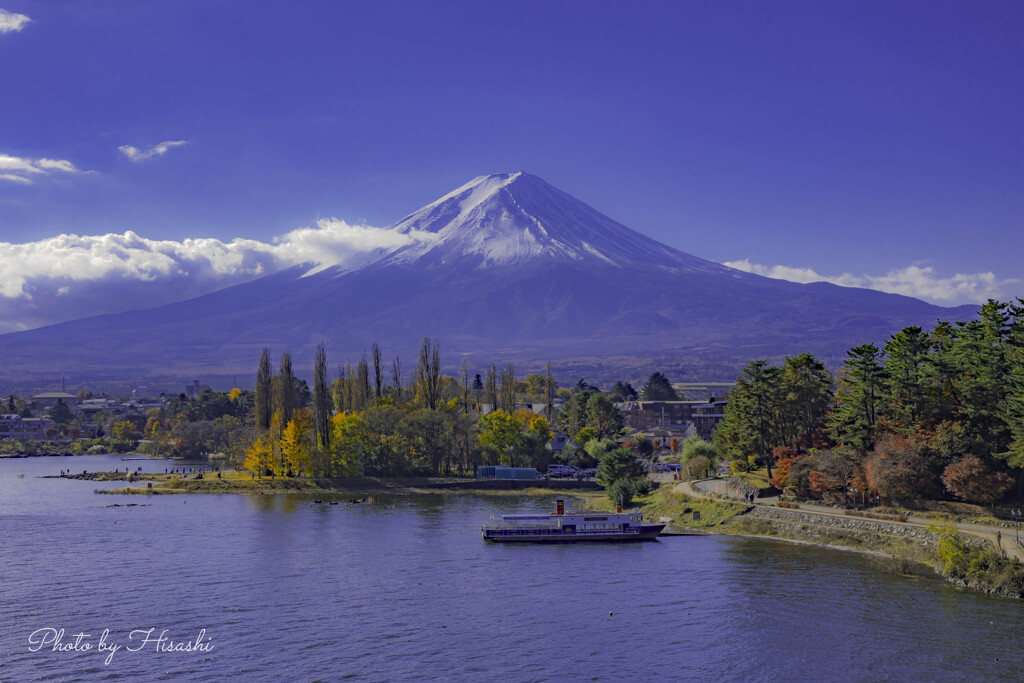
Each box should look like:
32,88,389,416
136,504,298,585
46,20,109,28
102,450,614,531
747,506,971,547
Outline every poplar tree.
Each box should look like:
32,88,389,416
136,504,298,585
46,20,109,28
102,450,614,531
391,355,402,400
371,342,383,401
544,362,557,422
499,362,517,413
484,364,498,411
312,342,331,456
276,350,296,427
255,348,273,431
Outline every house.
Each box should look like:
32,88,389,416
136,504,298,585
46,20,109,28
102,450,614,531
0,414,56,440
29,392,79,411
618,397,728,442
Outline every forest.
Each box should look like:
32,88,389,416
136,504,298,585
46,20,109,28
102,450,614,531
715,300,1024,506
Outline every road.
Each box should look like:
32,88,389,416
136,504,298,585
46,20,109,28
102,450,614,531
681,478,1024,563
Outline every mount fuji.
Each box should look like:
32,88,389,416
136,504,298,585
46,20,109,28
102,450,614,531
0,172,976,384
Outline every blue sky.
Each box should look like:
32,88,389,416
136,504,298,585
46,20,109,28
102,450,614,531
1,1,1022,331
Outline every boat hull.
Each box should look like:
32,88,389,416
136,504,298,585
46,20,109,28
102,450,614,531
482,524,665,543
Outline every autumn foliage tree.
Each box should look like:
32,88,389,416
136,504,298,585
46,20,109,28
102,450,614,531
865,435,930,503
941,456,1013,505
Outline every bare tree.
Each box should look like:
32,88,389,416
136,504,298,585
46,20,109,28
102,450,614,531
545,361,557,422
459,357,471,414
499,362,517,413
485,364,498,413
415,336,442,410
391,355,402,400
357,355,370,410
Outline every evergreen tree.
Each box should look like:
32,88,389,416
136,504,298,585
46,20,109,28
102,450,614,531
882,326,930,430
829,344,886,453
641,372,678,400
777,353,832,448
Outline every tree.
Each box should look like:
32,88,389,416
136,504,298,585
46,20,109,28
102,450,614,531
255,348,273,431
414,337,441,410
585,393,623,439
830,344,886,453
484,364,498,411
276,351,297,427
312,342,331,456
597,447,647,505
244,434,274,477
498,362,517,413
883,326,930,430
478,409,522,466
371,342,383,400
281,408,313,474
113,420,138,440
777,353,832,448
715,360,781,478
609,380,638,402
942,456,1013,505
641,372,678,400
865,435,930,503
48,399,74,425
679,436,717,468
390,355,403,401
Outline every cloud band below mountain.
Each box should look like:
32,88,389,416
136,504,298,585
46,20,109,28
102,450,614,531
0,220,431,333
723,259,1018,306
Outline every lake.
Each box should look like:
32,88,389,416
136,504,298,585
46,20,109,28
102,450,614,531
1,454,1021,681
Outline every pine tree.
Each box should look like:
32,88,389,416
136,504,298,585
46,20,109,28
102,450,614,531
829,344,886,453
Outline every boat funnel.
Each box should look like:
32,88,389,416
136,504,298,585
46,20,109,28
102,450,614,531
555,499,564,515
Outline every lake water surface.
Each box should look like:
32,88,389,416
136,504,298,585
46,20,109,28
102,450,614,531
1,454,1022,681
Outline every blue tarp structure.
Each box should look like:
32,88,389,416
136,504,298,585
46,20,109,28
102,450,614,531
477,465,537,480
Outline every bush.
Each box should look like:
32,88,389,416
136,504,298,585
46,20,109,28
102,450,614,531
606,479,647,507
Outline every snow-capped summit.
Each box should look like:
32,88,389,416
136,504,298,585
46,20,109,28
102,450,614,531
380,171,724,271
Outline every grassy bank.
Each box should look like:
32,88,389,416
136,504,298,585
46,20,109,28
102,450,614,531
585,484,749,530
96,470,602,496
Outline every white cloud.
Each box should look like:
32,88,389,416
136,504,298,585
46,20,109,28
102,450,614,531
724,259,1019,305
0,220,435,332
118,140,189,162
0,8,30,33
0,153,82,184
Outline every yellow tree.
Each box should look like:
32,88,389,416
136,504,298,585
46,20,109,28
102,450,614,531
281,409,314,475
331,412,366,477
113,420,139,440
243,434,274,477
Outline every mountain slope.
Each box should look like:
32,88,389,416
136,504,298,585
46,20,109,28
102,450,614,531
0,172,977,382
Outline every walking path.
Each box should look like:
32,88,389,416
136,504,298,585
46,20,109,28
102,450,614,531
680,478,1024,563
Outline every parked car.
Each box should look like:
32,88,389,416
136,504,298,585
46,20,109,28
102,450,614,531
548,464,579,479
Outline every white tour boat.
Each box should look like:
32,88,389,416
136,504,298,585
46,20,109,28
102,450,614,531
481,499,665,543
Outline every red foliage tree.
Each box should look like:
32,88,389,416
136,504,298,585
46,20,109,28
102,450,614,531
865,435,930,503
770,447,801,490
941,456,1014,505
